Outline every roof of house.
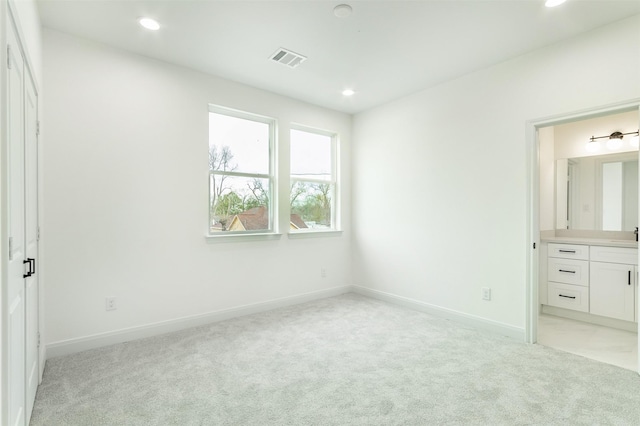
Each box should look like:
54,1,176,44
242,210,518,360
290,213,307,230
229,206,308,231
233,206,269,231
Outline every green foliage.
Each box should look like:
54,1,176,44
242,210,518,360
210,179,269,229
214,192,244,217
291,182,332,226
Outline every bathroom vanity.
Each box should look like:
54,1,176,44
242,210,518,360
540,237,638,329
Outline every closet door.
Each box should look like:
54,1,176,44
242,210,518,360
7,20,26,426
24,69,39,422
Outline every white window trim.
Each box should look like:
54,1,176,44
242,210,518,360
289,124,340,235
204,232,283,243
287,230,343,239
207,104,278,237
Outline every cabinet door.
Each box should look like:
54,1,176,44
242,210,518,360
590,261,635,321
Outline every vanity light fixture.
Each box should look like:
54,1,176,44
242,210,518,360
586,130,640,152
342,89,355,96
605,132,624,150
585,139,600,153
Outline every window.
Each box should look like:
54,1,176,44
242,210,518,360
208,106,275,234
290,127,338,232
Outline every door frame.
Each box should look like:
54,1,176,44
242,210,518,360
526,98,640,375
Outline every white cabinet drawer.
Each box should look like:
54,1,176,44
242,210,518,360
548,243,589,260
590,246,638,265
547,282,589,312
548,258,589,286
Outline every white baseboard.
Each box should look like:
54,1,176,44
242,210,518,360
541,304,638,332
46,285,352,359
352,285,526,341
47,285,527,359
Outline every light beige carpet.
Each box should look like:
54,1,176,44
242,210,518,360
31,294,640,425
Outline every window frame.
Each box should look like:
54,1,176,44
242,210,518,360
289,124,340,234
207,104,277,237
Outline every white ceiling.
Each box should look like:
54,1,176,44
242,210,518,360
37,0,640,114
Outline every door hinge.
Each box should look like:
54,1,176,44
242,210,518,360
36,120,40,136
37,332,41,348
7,45,11,69
533,242,536,249
37,226,41,241
8,237,13,260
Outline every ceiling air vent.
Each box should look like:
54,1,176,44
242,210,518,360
270,48,307,68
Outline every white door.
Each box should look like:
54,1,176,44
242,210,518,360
24,68,39,422
7,21,26,426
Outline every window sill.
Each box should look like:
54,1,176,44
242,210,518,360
204,233,282,243
287,230,343,239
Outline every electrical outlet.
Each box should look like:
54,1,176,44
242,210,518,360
321,267,327,278
482,287,491,301
105,297,117,311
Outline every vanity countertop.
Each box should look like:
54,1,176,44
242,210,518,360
540,236,638,249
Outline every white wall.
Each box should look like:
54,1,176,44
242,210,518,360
42,29,352,349
352,15,640,332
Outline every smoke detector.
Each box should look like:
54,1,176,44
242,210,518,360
270,48,307,68
333,4,353,18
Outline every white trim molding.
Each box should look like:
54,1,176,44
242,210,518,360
352,286,526,341
46,285,352,359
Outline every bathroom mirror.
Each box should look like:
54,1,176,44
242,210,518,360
556,152,638,231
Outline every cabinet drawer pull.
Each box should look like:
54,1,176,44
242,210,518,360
628,270,631,286
558,250,576,253
558,294,576,299
558,269,576,274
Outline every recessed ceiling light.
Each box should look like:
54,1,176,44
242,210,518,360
334,4,353,18
342,89,355,96
139,17,160,31
545,0,567,7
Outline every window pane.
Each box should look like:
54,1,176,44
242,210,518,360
209,112,269,174
290,181,333,230
290,129,331,180
210,174,271,232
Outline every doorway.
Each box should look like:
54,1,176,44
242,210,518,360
527,101,640,373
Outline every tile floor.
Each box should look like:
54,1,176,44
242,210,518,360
537,314,638,371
